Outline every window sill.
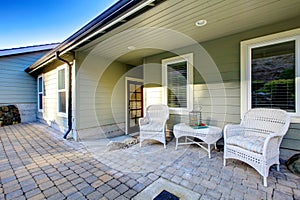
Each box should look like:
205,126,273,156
169,108,190,115
57,112,67,118
290,115,300,123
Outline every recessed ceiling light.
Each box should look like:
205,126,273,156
195,19,207,27
128,46,136,50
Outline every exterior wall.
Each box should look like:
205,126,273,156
75,52,143,140
37,63,68,133
144,16,300,150
0,51,49,122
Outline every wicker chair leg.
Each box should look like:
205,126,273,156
223,158,226,166
263,176,268,187
276,164,280,171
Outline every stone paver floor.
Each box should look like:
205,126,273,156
0,123,299,200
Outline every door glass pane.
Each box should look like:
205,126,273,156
251,41,295,112
130,110,136,118
130,84,135,92
129,101,134,109
133,102,137,109
137,110,141,117
167,61,187,108
136,93,142,100
130,93,136,100
136,86,141,93
137,102,141,109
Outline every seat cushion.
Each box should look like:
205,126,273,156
226,135,265,154
140,121,164,132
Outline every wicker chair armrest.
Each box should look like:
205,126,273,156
269,132,286,137
224,124,244,140
262,133,283,155
139,117,149,126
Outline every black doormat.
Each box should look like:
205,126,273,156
153,190,179,200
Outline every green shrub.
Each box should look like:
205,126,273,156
264,79,295,96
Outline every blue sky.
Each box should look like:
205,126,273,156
0,0,118,49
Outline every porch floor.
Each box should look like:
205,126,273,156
0,123,299,200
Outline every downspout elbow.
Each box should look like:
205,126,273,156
55,51,72,67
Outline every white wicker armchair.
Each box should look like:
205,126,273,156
224,108,290,187
139,104,169,148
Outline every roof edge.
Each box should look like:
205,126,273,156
26,0,153,74
0,43,60,57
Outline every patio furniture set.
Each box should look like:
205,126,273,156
139,104,290,187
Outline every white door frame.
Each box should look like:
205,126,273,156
125,77,144,134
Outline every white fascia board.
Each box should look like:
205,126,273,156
0,43,59,57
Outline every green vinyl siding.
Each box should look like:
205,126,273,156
95,61,143,126
76,51,143,131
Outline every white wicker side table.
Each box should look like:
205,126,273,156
173,123,222,158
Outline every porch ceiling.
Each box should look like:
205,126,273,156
77,0,300,66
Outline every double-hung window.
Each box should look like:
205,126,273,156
37,75,43,112
241,29,300,122
162,53,193,114
58,66,67,116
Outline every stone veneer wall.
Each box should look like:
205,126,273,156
0,105,21,127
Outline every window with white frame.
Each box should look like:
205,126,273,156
162,53,193,114
58,66,67,115
37,75,43,112
241,29,300,122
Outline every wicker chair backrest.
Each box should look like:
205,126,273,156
146,104,169,122
241,108,290,137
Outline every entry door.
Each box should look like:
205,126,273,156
127,80,143,134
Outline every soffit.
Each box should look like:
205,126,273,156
77,0,300,65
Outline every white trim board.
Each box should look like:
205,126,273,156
240,28,300,123
162,53,194,115
125,77,143,134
